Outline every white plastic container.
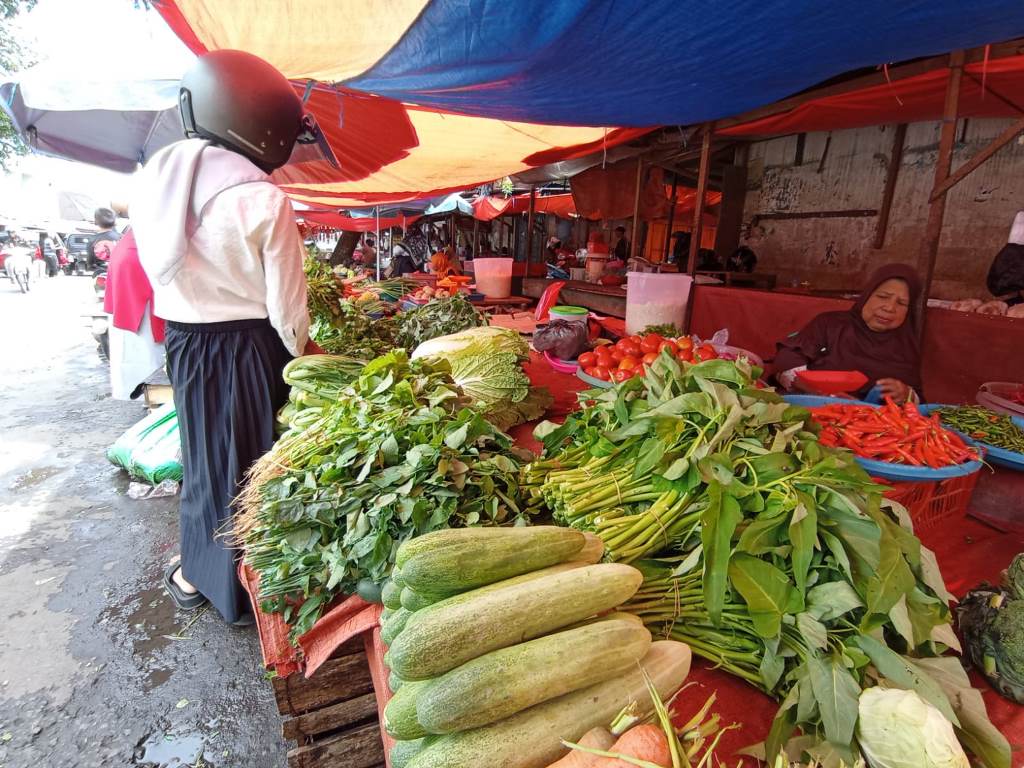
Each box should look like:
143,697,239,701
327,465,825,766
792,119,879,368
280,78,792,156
586,254,609,282
624,272,694,335
549,305,589,325
473,258,513,298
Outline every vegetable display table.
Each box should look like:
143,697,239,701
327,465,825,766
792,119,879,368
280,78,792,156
244,353,1024,767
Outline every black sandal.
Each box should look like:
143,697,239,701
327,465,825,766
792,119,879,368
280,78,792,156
163,561,208,611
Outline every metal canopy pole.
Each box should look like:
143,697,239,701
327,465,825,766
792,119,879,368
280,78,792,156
919,50,965,330
375,205,381,280
526,186,537,264
684,125,713,333
663,173,679,263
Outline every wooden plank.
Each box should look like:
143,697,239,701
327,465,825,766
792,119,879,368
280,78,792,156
629,158,643,258
713,145,749,263
272,644,374,716
751,209,877,224
928,114,1024,201
526,187,536,264
281,692,379,742
287,722,385,768
873,124,907,249
686,128,713,276
919,51,965,326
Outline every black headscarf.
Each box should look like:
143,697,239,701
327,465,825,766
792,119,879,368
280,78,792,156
774,263,924,395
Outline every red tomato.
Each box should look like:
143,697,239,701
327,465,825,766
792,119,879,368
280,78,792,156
620,341,642,358
642,352,659,366
676,337,694,351
610,348,625,363
594,347,613,365
618,356,640,371
578,351,597,368
677,348,694,363
612,369,631,383
592,365,611,381
640,334,663,354
628,335,644,346
632,367,645,377
658,340,678,355
695,344,718,361
583,366,597,377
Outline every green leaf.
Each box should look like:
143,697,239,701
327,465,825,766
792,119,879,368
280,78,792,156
820,530,853,582
796,672,818,724
736,517,784,556
796,612,828,650
854,634,959,726
444,423,469,450
660,457,689,481
807,581,863,622
671,544,702,577
700,483,742,626
759,644,785,691
634,437,666,479
765,684,800,763
914,656,1010,768
789,492,818,595
806,653,860,748
864,535,915,619
888,594,914,646
918,545,955,604
728,553,795,638
642,392,714,419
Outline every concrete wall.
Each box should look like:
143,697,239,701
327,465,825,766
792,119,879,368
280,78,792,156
741,118,1024,298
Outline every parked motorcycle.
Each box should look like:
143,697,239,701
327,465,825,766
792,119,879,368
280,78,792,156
88,266,109,361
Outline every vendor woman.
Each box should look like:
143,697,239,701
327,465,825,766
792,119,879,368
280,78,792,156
132,50,334,624
774,264,924,404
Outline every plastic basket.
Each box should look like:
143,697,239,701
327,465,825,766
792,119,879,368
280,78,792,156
880,471,980,532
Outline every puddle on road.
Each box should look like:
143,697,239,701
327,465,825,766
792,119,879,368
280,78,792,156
101,569,188,690
134,731,206,767
8,466,63,491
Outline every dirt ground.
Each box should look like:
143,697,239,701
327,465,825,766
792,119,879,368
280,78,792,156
0,273,287,767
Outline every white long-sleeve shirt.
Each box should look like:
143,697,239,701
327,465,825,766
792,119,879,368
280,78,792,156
132,140,309,357
148,182,309,356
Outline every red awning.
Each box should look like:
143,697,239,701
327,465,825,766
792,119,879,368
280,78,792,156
471,193,585,221
302,210,421,233
721,54,1024,137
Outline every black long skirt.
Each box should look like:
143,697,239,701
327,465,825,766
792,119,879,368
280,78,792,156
165,318,291,622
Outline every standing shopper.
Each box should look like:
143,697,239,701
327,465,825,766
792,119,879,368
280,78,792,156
131,50,336,623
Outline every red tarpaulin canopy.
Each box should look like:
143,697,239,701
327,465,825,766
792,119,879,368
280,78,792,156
721,54,1024,137
302,210,421,233
471,193,584,221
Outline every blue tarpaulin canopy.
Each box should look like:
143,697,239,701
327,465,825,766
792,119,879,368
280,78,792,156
159,0,1024,126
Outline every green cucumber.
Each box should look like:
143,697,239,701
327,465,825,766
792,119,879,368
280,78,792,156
389,563,643,680
383,678,431,740
382,579,403,610
388,669,405,693
401,586,446,612
416,616,652,734
382,607,412,646
400,526,585,594
390,736,437,768
407,641,692,768
356,577,382,604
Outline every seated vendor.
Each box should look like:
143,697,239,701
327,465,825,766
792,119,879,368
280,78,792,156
773,263,923,404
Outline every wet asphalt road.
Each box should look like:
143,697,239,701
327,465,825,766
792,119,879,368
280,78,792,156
0,273,287,767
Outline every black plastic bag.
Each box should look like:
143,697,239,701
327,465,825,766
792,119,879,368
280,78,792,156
533,320,590,361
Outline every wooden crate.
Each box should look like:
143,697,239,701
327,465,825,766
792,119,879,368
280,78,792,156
272,636,385,768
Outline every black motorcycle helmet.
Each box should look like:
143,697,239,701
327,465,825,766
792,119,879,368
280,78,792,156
178,50,334,173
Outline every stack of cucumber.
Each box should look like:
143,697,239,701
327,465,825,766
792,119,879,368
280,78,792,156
379,527,692,768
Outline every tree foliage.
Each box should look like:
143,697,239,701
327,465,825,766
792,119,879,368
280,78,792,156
0,1,38,172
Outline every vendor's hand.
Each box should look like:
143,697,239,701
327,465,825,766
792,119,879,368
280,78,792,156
304,339,325,355
876,378,910,404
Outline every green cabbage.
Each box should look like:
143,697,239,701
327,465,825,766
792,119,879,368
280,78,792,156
412,327,550,429
857,688,969,768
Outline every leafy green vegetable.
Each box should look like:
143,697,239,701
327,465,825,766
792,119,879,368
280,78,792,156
395,294,486,351
956,553,1024,704
413,326,552,431
237,351,533,641
526,352,1000,766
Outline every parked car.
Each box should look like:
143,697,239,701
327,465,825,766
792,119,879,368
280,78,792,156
66,233,95,275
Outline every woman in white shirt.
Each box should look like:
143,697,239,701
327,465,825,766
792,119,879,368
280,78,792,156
132,50,334,624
